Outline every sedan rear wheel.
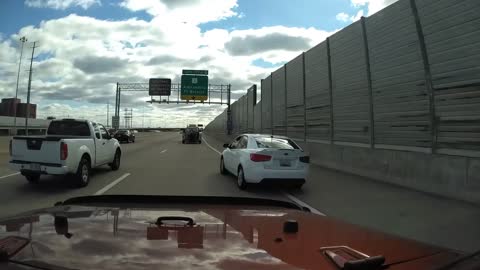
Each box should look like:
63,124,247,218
237,166,247,190
220,157,227,175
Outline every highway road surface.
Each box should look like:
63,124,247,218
0,132,479,253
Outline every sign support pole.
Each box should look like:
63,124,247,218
227,84,232,135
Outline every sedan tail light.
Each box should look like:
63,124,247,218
250,153,272,162
299,156,310,163
60,142,68,160
9,140,12,156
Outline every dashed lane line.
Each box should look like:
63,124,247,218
0,172,20,180
94,173,131,195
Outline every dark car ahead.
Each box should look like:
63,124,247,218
114,129,135,143
182,127,201,144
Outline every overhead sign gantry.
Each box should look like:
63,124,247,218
114,69,232,134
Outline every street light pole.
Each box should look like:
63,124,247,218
142,106,145,128
13,36,27,135
25,41,37,136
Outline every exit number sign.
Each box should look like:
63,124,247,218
181,74,208,101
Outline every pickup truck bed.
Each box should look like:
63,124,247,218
9,119,121,187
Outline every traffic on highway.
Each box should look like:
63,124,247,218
1,0,480,269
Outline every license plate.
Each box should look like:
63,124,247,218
30,163,41,171
279,159,291,167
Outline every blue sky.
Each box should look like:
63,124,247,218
200,0,356,32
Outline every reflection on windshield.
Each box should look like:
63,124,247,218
1,207,462,270
255,137,299,149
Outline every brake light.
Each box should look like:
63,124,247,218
9,140,12,156
299,156,310,163
250,153,272,162
60,142,68,160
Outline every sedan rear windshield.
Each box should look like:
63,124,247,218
254,137,299,149
116,130,128,134
47,121,91,136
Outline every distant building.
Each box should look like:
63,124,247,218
0,98,36,119
0,98,20,117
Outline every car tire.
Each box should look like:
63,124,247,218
292,183,304,190
199,139,202,144
74,156,91,188
25,173,40,183
237,166,247,190
110,149,121,171
182,140,185,144
220,157,227,175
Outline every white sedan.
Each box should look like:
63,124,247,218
220,134,309,190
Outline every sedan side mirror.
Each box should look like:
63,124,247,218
223,143,230,148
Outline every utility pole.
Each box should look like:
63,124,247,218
25,41,37,136
13,36,27,135
106,103,109,127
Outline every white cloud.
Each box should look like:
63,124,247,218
350,0,370,8
0,1,336,127
120,0,238,24
24,0,101,10
336,12,350,22
350,0,398,16
336,10,364,22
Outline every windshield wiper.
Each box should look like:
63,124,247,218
59,195,304,211
8,259,77,270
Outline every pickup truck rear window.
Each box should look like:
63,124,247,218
47,121,91,136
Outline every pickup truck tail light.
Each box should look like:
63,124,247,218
60,142,68,160
9,140,12,156
250,153,272,162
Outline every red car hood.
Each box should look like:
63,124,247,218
0,198,461,270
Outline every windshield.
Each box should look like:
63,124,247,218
1,0,479,269
47,121,91,136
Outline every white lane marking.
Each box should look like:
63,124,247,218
282,192,325,216
160,149,167,154
202,135,326,216
94,173,131,195
0,172,20,180
202,137,222,155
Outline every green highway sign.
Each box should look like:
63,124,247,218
182,69,208,75
181,74,208,101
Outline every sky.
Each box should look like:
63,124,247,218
0,0,397,128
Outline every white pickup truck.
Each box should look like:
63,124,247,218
9,119,122,187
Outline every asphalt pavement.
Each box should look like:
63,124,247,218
0,131,479,254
